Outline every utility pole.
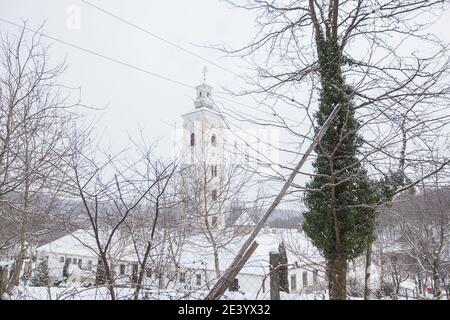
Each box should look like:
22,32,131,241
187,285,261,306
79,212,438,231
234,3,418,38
270,252,280,300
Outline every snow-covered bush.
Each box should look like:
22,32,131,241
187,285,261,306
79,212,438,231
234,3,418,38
31,258,49,287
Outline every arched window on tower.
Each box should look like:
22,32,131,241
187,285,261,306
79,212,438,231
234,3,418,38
211,134,217,146
211,165,217,177
211,216,218,228
190,133,195,146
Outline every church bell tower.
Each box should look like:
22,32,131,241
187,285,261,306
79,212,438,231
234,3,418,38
180,71,226,230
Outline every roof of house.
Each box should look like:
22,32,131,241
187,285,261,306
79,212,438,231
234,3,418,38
37,229,133,260
37,227,324,276
179,228,323,276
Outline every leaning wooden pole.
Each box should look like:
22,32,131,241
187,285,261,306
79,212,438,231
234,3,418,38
206,241,259,300
206,104,342,300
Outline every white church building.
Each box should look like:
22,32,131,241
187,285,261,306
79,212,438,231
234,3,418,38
33,80,331,299
178,81,227,229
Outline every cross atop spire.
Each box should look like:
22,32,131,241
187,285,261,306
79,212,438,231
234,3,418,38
202,66,208,83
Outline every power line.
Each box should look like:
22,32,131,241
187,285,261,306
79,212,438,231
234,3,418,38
0,17,270,117
0,16,309,193
79,1,282,117
80,0,239,78
0,17,194,90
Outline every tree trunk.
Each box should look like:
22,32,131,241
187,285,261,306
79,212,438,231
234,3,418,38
328,254,347,300
6,251,24,293
364,243,372,300
432,261,441,299
418,274,423,295
6,125,32,295
443,276,449,300
0,267,8,299
379,246,385,295
213,246,221,278
100,255,116,300
269,253,280,300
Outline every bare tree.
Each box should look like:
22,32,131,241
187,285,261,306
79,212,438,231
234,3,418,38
0,23,86,296
180,140,251,278
121,140,178,300
63,140,176,300
393,174,450,299
211,0,450,299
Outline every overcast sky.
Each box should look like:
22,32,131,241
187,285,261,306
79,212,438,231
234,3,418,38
1,0,260,156
2,0,449,147
1,1,449,206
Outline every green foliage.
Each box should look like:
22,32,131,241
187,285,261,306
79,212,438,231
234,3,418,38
278,242,289,293
303,39,377,261
303,38,414,266
303,173,378,260
376,170,414,205
31,257,49,287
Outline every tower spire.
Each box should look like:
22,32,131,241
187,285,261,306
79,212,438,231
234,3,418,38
194,69,213,109
202,66,208,83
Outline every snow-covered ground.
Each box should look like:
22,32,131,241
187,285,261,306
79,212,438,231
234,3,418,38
7,284,332,300
11,285,435,300
8,285,201,300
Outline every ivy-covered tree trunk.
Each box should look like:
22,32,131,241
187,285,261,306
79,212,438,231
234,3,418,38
218,0,447,301
303,39,377,300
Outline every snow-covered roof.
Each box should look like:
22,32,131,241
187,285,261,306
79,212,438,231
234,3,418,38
37,228,323,276
0,260,13,268
181,106,223,120
37,229,97,257
176,228,323,276
37,229,135,260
